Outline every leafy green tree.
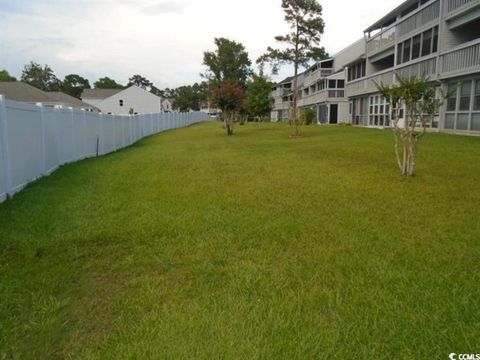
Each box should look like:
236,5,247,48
246,74,274,120
0,69,16,82
21,61,62,91
61,74,90,98
211,81,245,135
172,82,209,112
94,77,124,89
202,38,253,87
127,74,153,90
299,107,316,125
376,75,441,177
258,0,328,136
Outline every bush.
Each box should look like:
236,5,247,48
299,108,316,126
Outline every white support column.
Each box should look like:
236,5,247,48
0,95,12,199
37,103,46,175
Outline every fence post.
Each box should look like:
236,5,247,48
37,103,46,175
0,95,12,199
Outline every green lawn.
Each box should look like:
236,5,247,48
1,122,479,359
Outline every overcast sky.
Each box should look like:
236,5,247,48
0,0,405,88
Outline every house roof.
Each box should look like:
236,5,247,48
364,0,418,33
0,81,56,103
81,88,123,100
47,92,100,111
0,82,100,110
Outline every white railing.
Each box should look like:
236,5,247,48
0,97,212,203
440,39,480,75
367,26,396,55
397,0,440,37
346,68,395,97
396,56,438,78
304,68,334,86
446,0,475,13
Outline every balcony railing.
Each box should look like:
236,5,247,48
304,68,334,86
446,0,475,13
345,69,395,97
440,38,480,76
396,57,437,78
397,0,440,38
367,26,396,55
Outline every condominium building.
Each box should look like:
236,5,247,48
272,0,480,134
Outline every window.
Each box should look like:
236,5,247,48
397,43,403,65
447,83,457,111
347,61,366,82
457,114,469,130
412,35,421,60
421,29,432,57
474,80,480,111
368,95,390,127
403,38,411,63
459,81,471,111
445,114,455,129
472,113,480,131
337,80,345,88
119,99,124,107
432,26,438,53
329,80,336,89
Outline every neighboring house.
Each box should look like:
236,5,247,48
200,101,221,117
0,81,99,111
81,89,123,108
81,86,163,115
161,98,173,112
274,0,480,134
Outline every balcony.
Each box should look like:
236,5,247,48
397,0,440,38
440,38,480,77
345,68,395,97
367,26,396,56
396,56,438,79
298,89,346,107
304,68,334,86
446,0,476,14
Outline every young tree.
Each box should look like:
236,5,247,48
376,75,441,177
258,0,328,136
94,77,124,89
127,74,153,90
202,38,253,87
246,74,274,120
0,69,16,82
21,62,62,91
62,74,90,98
211,81,245,135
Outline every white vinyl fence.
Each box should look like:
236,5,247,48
0,96,211,203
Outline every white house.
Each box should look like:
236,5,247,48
82,86,164,115
161,98,173,112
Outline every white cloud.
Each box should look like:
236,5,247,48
0,0,406,87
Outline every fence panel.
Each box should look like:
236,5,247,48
43,107,61,174
0,108,211,202
5,101,42,194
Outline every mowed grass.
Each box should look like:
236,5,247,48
1,122,479,359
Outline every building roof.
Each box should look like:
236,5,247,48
81,88,123,100
0,81,56,103
0,82,100,110
364,0,419,33
47,92,100,111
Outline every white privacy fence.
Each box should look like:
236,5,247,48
0,96,212,203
